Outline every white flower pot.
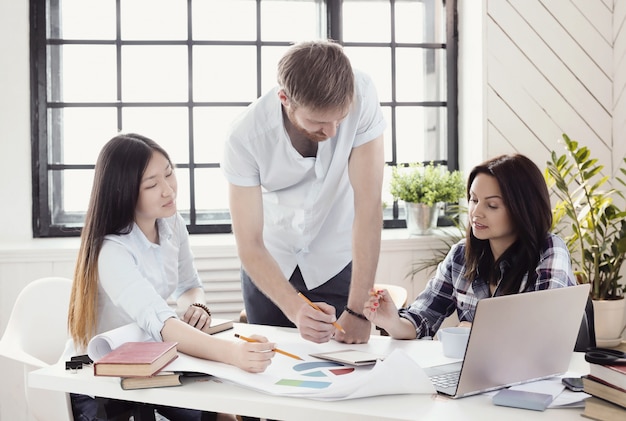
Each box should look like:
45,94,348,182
405,202,440,235
592,298,626,347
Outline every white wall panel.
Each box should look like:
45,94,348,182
572,0,613,43
540,0,613,75
487,0,612,144
613,1,626,171
486,15,595,144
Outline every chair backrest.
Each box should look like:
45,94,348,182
0,276,74,421
1,277,73,365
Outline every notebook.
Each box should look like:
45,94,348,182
424,284,590,398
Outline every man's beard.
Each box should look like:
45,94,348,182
287,107,329,142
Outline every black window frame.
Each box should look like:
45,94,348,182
31,0,458,237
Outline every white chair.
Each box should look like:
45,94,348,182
0,276,74,421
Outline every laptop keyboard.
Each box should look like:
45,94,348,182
430,371,460,388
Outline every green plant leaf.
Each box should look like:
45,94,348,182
546,134,626,299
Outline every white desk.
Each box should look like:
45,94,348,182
29,324,589,421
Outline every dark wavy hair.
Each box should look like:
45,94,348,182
464,154,552,295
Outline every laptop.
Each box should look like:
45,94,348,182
423,284,590,398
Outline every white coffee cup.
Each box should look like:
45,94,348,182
436,326,470,359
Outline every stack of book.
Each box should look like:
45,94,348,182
94,341,181,390
582,361,626,420
90,318,233,390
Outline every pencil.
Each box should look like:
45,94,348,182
234,333,303,361
297,292,346,334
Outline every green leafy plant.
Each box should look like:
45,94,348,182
389,162,465,206
545,134,626,300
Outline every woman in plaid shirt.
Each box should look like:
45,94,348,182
364,153,576,339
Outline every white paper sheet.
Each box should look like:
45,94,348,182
87,323,152,361
88,322,437,400
167,341,436,400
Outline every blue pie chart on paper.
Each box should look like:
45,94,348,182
275,360,354,388
293,361,344,372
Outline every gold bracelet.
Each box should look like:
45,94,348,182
191,303,211,316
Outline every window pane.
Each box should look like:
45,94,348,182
59,0,116,40
121,0,187,40
260,0,324,41
194,107,247,163
194,46,257,102
395,0,446,44
50,108,117,164
343,0,391,42
343,46,391,102
192,0,257,41
195,168,230,212
396,47,446,102
395,106,447,163
382,164,395,210
121,107,190,163
174,167,191,212
52,168,94,215
48,45,117,102
261,46,290,94
121,46,188,102
381,106,393,162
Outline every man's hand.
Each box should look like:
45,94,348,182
293,301,337,343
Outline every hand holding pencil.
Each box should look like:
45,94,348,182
235,334,303,360
298,292,346,342
229,333,276,373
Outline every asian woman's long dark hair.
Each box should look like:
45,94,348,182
68,133,172,349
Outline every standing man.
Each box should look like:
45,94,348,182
222,40,385,344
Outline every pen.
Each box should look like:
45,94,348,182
234,333,303,360
297,292,346,334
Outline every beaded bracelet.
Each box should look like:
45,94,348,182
344,305,368,321
191,302,211,316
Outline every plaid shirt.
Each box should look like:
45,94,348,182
399,233,576,338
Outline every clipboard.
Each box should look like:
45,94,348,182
309,349,385,366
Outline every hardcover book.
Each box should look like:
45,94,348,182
588,363,626,390
205,318,234,335
583,375,626,409
120,371,183,390
94,341,178,377
582,396,626,421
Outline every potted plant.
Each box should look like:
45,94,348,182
545,133,626,346
389,162,465,235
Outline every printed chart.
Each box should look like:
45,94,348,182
276,361,355,388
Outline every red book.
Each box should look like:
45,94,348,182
588,363,626,390
94,341,178,377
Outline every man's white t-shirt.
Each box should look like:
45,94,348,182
222,70,386,290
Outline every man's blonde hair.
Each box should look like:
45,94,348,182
277,40,354,111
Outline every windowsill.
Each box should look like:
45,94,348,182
0,227,459,258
